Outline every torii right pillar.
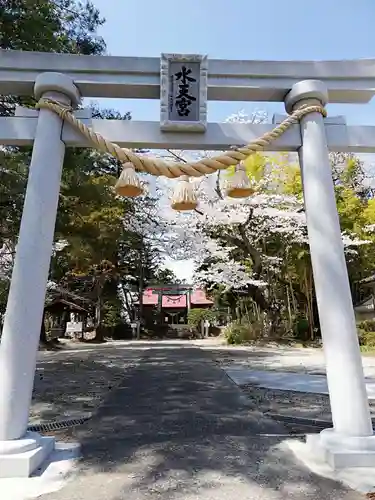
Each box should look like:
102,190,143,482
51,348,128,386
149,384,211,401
285,79,375,468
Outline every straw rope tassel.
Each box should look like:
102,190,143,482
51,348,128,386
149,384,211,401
171,176,198,211
225,162,255,198
115,162,144,197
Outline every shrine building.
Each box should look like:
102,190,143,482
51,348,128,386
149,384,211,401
136,285,213,325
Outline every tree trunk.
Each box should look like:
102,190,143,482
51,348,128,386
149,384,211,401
138,250,144,340
40,309,48,344
61,310,69,337
286,286,292,332
92,277,106,342
93,297,105,342
121,284,133,321
305,266,315,341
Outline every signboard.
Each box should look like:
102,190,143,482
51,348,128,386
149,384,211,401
160,53,208,132
66,322,83,333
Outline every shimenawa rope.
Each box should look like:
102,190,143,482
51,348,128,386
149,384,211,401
36,98,326,178
35,98,326,210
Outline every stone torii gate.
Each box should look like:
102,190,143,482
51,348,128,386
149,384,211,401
1,50,375,477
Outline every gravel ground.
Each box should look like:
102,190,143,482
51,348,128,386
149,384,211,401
210,343,375,378
239,385,375,424
19,341,371,498
31,341,375,426
30,344,146,424
209,344,375,425
40,345,362,500
241,385,334,421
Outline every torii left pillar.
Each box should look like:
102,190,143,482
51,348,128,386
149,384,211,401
0,72,80,477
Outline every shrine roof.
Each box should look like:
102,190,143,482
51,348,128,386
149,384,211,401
136,287,213,308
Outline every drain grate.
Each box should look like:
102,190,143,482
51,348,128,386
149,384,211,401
266,413,330,431
28,416,91,432
267,413,375,433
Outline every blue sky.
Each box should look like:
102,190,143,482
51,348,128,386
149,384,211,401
91,0,375,281
92,0,375,125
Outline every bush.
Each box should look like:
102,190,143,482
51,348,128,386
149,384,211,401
357,319,375,333
187,308,216,332
357,320,375,349
224,321,261,345
293,316,309,339
358,328,375,348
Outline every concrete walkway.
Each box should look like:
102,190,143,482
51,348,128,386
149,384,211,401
40,345,361,500
225,367,375,399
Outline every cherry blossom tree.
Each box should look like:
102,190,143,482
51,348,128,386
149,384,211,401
156,111,375,339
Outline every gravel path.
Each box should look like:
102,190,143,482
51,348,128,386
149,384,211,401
31,341,375,426
24,341,375,497
39,345,362,500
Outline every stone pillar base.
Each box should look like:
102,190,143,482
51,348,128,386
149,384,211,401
307,428,375,469
0,431,55,478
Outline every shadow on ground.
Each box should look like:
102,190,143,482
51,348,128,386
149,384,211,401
31,345,146,423
40,345,361,500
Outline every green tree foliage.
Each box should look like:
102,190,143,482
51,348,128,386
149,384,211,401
0,0,105,54
0,0,106,115
152,268,178,285
0,1,168,341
